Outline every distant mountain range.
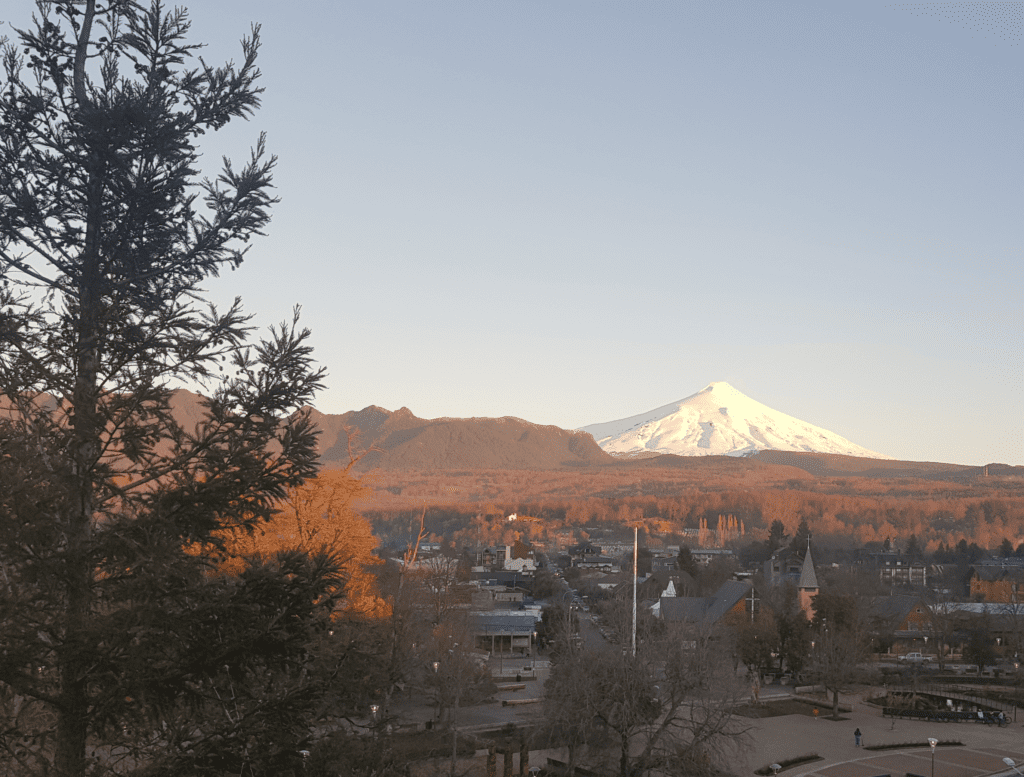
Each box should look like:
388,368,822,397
579,382,891,460
306,381,893,471
306,404,611,471
4,390,1018,484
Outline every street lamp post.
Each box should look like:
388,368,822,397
450,686,460,777
370,704,380,743
431,661,441,726
1004,757,1024,777
432,644,462,777
929,737,938,777
449,645,461,777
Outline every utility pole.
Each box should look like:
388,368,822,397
632,524,638,657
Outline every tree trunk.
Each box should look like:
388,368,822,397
56,95,105,776
832,688,839,719
55,590,89,777
620,730,630,777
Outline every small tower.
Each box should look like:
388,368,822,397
798,539,819,620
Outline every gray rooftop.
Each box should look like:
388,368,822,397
660,579,752,625
471,611,540,635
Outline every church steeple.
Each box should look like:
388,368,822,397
798,543,818,591
798,540,818,619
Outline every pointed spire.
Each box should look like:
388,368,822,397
798,545,818,591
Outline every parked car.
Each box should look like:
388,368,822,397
898,652,934,663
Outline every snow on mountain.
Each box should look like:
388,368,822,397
579,382,892,459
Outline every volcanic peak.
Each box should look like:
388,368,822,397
579,382,891,460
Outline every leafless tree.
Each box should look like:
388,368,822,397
542,647,597,776
544,618,749,777
426,615,490,777
925,595,963,671
420,553,465,625
810,619,868,719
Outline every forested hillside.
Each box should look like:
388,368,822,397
355,460,1024,552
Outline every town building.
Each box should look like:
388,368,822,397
864,551,928,587
969,564,1024,603
863,594,933,656
658,579,753,629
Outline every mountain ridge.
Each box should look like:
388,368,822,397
305,403,612,471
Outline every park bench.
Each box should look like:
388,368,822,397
883,708,1007,725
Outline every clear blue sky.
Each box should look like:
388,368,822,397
157,3,1022,465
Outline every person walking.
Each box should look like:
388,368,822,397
854,728,862,747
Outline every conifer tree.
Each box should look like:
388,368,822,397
0,3,334,775
905,534,922,559
788,518,811,554
766,519,788,553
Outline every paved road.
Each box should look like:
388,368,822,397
578,609,613,652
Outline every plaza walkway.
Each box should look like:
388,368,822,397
733,689,1024,777
391,662,1024,777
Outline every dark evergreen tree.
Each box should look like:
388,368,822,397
905,534,922,559
768,581,811,677
766,519,788,553
809,591,866,719
1000,538,1014,558
677,544,699,578
776,606,812,678
0,3,336,775
953,539,985,564
962,621,997,670
732,610,779,680
810,590,859,632
628,546,653,576
788,518,811,555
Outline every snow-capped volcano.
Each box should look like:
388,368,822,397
579,382,891,459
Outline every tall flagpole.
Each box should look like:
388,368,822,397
632,524,638,657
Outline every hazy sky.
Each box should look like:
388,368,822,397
150,3,1021,465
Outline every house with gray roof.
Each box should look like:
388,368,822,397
471,611,541,656
659,579,752,628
